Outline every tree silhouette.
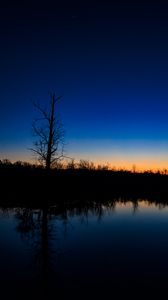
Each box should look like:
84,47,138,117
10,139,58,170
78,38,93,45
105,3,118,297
30,93,64,169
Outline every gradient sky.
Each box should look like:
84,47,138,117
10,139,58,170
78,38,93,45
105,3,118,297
1,0,168,170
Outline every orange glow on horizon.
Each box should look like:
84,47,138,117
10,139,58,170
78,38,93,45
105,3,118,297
2,150,168,172
3,157,168,172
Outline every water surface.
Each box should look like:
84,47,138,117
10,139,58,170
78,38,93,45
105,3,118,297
1,200,168,298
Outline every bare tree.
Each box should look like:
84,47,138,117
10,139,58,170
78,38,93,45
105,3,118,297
30,93,64,169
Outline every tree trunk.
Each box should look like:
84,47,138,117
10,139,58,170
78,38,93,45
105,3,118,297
46,96,55,169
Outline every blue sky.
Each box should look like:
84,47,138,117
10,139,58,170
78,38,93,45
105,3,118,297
1,0,168,170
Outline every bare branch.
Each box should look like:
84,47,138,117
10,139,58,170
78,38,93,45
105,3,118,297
30,93,65,169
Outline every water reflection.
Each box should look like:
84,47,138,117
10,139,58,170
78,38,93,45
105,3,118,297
1,199,168,298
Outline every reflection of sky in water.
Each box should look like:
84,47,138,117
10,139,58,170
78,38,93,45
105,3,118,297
1,201,168,297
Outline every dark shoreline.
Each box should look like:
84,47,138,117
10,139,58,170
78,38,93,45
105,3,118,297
1,166,168,207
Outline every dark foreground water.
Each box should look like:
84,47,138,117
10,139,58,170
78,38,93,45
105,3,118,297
1,200,168,299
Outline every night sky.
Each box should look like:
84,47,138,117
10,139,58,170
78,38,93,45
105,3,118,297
1,0,168,170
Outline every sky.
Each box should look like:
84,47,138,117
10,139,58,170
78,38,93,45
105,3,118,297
1,0,168,170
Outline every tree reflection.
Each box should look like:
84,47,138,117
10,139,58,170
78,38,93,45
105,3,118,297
14,201,117,294
132,200,139,215
13,198,168,297
15,206,51,295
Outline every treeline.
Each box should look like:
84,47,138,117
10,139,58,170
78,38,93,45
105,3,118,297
0,158,109,171
1,158,168,174
1,157,168,208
